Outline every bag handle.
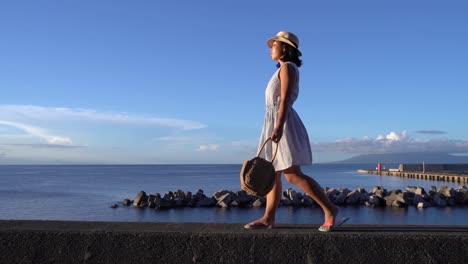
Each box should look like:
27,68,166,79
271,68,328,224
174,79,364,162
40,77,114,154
257,138,279,162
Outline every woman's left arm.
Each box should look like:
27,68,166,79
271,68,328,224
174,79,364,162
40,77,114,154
271,63,296,142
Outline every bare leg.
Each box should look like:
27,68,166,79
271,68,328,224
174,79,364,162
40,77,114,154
283,166,339,225
248,171,282,225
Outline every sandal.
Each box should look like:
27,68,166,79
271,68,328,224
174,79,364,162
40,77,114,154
244,221,273,229
318,217,349,232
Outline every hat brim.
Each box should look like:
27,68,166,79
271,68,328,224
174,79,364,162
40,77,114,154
267,37,302,56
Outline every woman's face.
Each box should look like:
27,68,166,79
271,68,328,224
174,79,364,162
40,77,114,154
270,41,285,61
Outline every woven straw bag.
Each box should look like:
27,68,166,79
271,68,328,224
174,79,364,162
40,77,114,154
240,138,279,197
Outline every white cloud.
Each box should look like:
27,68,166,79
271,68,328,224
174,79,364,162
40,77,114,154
376,130,408,142
313,130,468,154
0,104,206,130
196,144,220,152
0,120,72,145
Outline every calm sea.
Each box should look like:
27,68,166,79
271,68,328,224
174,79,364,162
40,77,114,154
0,164,466,225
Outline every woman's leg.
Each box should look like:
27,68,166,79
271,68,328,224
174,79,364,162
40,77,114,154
283,165,339,225
247,171,282,225
262,171,282,224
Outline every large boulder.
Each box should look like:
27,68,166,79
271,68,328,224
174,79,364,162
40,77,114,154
384,192,406,207
302,194,314,206
372,186,387,198
213,190,230,201
156,197,175,209
213,190,237,208
366,194,384,206
346,189,361,205
454,186,468,204
428,186,438,196
326,188,339,201
404,192,415,205
284,188,302,206
356,187,369,204
235,191,254,205
216,192,236,208
147,194,159,208
194,189,206,200
438,186,456,198
187,197,197,207
196,197,216,207
173,190,189,205
412,194,424,206
185,189,207,207
333,192,347,205
333,188,350,205
174,198,187,207
133,191,148,207
415,187,426,195
252,197,266,207
432,194,447,207
163,191,174,200
406,186,417,193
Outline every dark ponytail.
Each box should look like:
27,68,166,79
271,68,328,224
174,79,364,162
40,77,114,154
277,42,302,68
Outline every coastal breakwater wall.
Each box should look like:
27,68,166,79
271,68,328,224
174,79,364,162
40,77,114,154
124,185,468,211
1,220,467,264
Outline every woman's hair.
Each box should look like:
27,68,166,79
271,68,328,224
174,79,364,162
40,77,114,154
277,42,302,68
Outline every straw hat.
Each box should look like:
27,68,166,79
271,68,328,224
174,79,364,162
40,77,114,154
267,31,302,56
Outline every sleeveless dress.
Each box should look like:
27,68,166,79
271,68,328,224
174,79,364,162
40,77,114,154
257,62,313,171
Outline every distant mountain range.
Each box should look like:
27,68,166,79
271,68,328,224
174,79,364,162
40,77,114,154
331,152,468,164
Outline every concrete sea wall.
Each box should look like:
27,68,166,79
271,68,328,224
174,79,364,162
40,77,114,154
1,220,467,264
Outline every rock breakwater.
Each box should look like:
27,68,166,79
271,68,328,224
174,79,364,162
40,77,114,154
114,185,468,210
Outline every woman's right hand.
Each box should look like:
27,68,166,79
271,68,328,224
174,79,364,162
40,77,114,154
270,126,283,143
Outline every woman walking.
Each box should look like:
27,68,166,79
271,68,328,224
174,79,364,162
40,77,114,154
244,31,348,232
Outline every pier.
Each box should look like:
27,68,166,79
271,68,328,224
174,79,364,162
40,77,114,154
357,163,468,184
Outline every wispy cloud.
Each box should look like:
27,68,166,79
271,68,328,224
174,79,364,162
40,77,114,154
313,130,468,154
416,130,446,135
196,144,220,152
0,120,72,145
0,104,206,130
0,143,84,149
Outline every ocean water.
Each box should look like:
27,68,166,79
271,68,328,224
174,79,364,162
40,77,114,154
0,164,466,226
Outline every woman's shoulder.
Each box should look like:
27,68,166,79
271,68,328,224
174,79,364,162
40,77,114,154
278,62,299,80
280,61,298,70
281,62,299,74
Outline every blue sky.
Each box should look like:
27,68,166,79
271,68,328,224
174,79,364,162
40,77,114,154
0,0,467,164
